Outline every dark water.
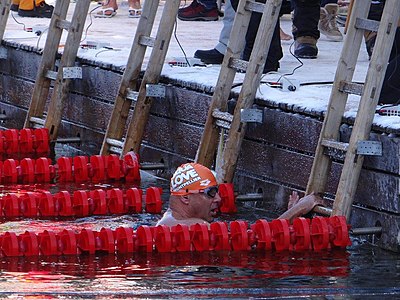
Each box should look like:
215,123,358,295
0,172,399,299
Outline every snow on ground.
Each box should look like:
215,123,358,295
3,0,400,130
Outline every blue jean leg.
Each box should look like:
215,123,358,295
198,0,217,10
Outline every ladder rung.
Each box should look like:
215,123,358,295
106,138,124,148
56,19,72,31
213,109,233,129
313,205,332,216
229,58,248,72
45,70,57,80
29,117,46,126
215,120,231,130
126,88,139,101
339,81,363,96
355,18,380,32
45,67,82,80
109,146,122,155
212,109,233,123
138,36,155,47
244,0,264,13
321,139,349,151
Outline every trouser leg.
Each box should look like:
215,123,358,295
215,0,235,54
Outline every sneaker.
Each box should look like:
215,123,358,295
179,0,200,13
194,48,224,64
18,2,54,18
178,2,218,21
319,4,343,42
294,36,318,59
10,4,19,12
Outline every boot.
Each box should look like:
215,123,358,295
194,48,224,64
10,0,19,12
319,4,343,42
294,36,318,59
18,0,54,18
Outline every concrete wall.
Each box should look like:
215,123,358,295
0,42,399,252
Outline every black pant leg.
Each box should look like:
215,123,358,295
231,0,283,66
291,0,320,40
379,55,400,105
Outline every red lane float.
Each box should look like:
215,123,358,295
0,187,163,219
0,152,150,184
0,128,50,160
0,217,351,257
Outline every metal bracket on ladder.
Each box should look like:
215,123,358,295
241,109,263,123
146,84,166,98
357,141,382,156
306,0,400,219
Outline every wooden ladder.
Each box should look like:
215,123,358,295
0,0,10,42
306,0,400,219
100,0,180,156
195,0,282,182
23,0,91,140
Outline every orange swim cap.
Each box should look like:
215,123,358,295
170,163,217,196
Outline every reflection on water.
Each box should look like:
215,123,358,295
0,242,399,298
0,173,399,298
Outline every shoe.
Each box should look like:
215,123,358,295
178,2,218,21
294,36,318,59
128,7,141,18
18,2,54,18
95,6,117,18
194,48,224,64
10,4,19,12
319,4,343,42
179,0,200,13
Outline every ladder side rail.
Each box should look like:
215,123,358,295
220,0,283,183
333,0,400,219
100,0,160,155
306,0,372,195
0,0,10,42
44,0,92,140
122,0,181,155
24,0,70,128
195,0,252,167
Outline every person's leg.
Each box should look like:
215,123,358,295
364,1,385,59
178,0,219,21
198,0,217,10
194,0,235,63
215,0,234,54
292,0,320,58
379,55,400,105
18,0,54,18
232,0,282,73
241,7,282,72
